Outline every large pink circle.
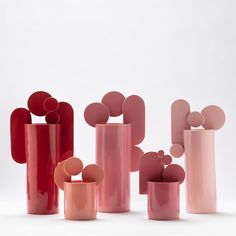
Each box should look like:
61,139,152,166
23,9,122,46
27,91,51,116
63,157,83,176
84,103,109,127
201,105,225,130
102,91,125,117
187,111,204,127
170,143,184,158
162,164,185,184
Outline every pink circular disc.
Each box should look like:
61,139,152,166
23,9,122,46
170,143,184,158
162,164,185,184
45,111,60,124
43,97,59,112
82,164,104,185
187,111,204,127
157,150,165,158
63,157,83,176
201,105,225,130
162,155,172,165
131,146,144,172
84,103,109,127
101,91,125,117
27,91,51,116
54,161,71,190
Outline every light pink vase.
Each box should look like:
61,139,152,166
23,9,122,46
184,129,216,214
147,181,180,220
96,123,131,213
64,181,97,220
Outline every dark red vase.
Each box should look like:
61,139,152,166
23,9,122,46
24,124,61,214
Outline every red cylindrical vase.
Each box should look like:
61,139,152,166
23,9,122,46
96,123,131,213
25,124,61,214
147,181,180,220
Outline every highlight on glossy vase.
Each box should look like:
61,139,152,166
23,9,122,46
54,157,104,220
10,91,74,214
139,150,185,220
170,99,225,214
84,91,145,212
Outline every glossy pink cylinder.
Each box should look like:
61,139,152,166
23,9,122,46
64,181,97,220
96,124,131,212
147,181,180,220
25,124,61,214
184,129,216,213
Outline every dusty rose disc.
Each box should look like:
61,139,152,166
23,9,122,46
63,157,83,176
43,97,59,112
84,103,109,127
162,164,185,184
102,91,125,117
162,155,172,165
82,164,104,185
54,161,71,190
187,111,204,127
201,105,225,130
170,143,184,158
27,91,51,116
45,111,60,124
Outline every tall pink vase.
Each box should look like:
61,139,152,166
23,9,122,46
96,123,131,212
184,129,216,213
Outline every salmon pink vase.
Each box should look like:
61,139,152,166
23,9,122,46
184,129,216,213
25,124,61,214
147,181,180,220
64,181,97,220
96,124,131,212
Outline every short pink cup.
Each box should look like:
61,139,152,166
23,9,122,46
147,181,180,220
64,181,96,220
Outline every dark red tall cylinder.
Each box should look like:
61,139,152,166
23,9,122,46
24,124,61,214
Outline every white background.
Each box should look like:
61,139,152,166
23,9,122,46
0,0,236,235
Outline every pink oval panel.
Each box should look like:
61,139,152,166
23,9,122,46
201,105,225,130
187,111,204,127
27,91,51,116
57,102,74,161
123,95,145,145
82,164,104,186
10,108,32,164
43,97,59,112
162,155,172,165
139,152,164,194
162,164,185,184
170,143,184,158
63,157,83,176
45,112,60,124
84,102,109,127
102,91,125,117
171,99,190,146
131,146,144,172
54,161,71,190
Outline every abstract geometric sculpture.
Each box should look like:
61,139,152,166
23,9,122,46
84,91,145,212
139,150,185,220
170,99,225,213
10,91,74,214
54,157,104,220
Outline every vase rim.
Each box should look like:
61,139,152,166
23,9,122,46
95,123,131,127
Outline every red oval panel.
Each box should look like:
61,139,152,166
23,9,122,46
10,108,32,164
57,102,74,161
123,95,145,145
139,152,164,194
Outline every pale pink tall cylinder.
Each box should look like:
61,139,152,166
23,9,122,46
96,123,131,213
184,129,216,213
